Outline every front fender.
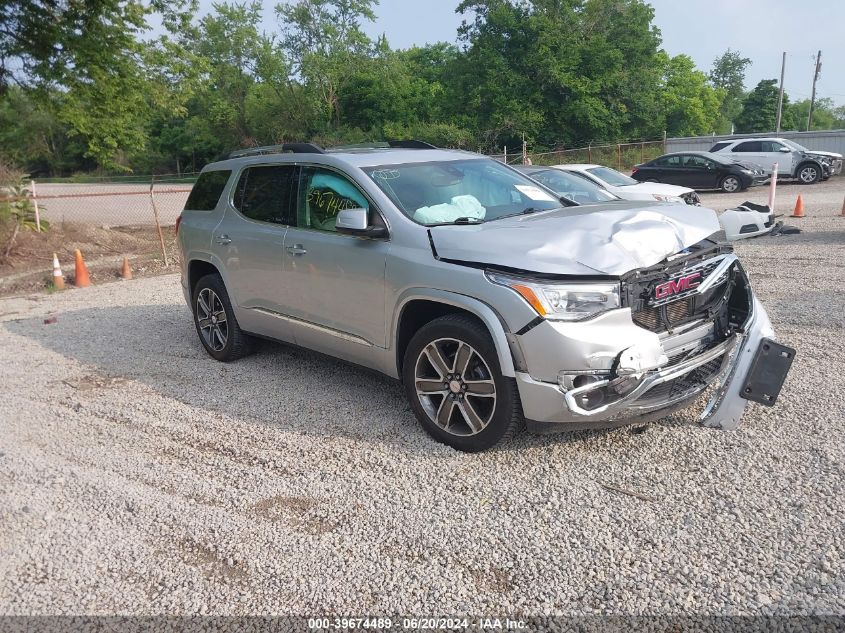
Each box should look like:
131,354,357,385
391,288,517,378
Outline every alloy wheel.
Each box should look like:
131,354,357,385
414,338,497,436
197,288,228,352
800,166,818,183
722,176,740,192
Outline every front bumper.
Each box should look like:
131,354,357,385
515,297,775,432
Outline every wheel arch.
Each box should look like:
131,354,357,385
794,159,822,180
392,290,517,379
188,258,222,296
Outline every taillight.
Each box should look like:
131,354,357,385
631,166,639,174
175,215,182,235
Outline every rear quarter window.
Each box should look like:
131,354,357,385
710,142,731,152
184,170,232,211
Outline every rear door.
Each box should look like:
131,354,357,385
280,165,390,355
211,164,298,339
729,140,768,173
650,155,685,184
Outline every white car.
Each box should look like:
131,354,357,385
709,137,836,183
553,164,701,205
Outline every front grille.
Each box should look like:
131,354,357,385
634,356,725,407
633,298,694,331
625,254,736,334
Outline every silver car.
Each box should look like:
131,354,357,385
177,142,794,452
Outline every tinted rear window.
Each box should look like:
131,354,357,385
184,170,231,211
233,165,298,225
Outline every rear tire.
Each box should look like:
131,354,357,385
402,314,523,452
192,273,255,362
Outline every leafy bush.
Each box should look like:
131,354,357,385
1,158,48,260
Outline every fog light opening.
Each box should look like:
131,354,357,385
571,375,607,411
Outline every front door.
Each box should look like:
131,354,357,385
281,165,390,357
681,154,720,189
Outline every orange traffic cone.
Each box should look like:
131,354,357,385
51,253,65,290
120,256,132,280
73,248,91,288
791,195,805,218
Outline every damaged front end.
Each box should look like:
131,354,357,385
512,239,794,432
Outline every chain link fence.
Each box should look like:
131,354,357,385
490,139,666,171
0,174,197,294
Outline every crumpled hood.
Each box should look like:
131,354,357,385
805,150,841,160
429,201,721,276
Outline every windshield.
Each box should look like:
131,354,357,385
524,168,617,203
782,139,808,152
363,158,561,225
586,166,639,186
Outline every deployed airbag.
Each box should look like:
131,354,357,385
414,195,486,224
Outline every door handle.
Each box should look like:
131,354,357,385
286,244,307,256
215,235,232,245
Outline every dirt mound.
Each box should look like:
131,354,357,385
0,222,178,296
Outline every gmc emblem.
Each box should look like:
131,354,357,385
655,272,702,300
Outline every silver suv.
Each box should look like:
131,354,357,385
177,142,794,452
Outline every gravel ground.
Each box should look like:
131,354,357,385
0,178,843,618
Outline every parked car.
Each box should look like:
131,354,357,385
519,165,770,241
178,141,793,452
514,165,620,204
632,152,768,193
708,137,834,183
552,163,701,205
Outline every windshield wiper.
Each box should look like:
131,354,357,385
491,206,553,222
428,216,484,226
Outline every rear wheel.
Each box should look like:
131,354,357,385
403,314,523,452
720,175,742,193
796,163,821,184
192,273,255,362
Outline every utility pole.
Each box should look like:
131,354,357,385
807,50,822,131
775,52,786,133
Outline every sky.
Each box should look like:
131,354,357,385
199,0,845,107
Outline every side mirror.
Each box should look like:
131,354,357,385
778,146,791,153
336,207,387,238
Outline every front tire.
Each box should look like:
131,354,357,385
720,175,742,193
402,314,523,452
796,163,821,184
192,273,255,362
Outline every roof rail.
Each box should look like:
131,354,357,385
327,140,439,151
387,140,438,149
229,143,325,158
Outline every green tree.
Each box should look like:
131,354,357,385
709,49,751,133
1,0,198,170
735,79,796,133
453,0,666,150
276,0,377,127
787,97,838,131
658,52,723,137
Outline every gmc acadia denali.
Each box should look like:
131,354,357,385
177,142,794,452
